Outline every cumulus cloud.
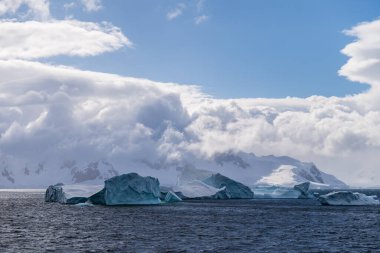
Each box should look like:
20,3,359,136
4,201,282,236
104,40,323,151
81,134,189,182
0,0,50,20
0,20,132,59
1,1,380,186
167,3,186,20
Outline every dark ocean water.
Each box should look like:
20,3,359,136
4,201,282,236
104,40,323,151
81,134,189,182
0,191,379,253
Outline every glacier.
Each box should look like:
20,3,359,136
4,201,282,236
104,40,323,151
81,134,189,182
318,191,380,206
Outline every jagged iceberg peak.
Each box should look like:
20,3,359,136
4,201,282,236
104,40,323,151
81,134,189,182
318,191,380,206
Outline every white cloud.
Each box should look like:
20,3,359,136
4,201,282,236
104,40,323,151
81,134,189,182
0,2,380,187
0,60,196,174
194,15,208,25
0,0,50,20
339,19,380,88
0,20,132,59
81,0,102,12
167,3,186,20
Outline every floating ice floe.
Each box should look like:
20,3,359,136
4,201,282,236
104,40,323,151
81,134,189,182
318,191,380,206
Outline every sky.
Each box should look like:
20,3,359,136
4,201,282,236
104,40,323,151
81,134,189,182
41,0,380,99
1,0,380,187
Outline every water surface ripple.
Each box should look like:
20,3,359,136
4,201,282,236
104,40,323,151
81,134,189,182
0,192,379,252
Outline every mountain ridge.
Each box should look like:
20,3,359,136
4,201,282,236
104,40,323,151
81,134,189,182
0,151,347,189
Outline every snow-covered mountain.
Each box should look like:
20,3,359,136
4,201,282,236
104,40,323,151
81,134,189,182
0,151,347,189
188,152,347,189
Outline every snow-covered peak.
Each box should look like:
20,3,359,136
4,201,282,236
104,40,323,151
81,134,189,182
256,164,347,189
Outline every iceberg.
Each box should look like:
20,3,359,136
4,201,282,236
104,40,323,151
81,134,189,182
173,180,225,199
164,191,182,203
45,184,66,204
45,183,103,204
318,191,380,206
202,173,254,199
96,173,161,205
46,173,162,205
88,188,106,205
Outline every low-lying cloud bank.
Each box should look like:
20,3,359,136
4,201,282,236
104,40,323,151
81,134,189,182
0,3,380,186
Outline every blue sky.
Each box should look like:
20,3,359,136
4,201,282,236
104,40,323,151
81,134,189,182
45,0,380,98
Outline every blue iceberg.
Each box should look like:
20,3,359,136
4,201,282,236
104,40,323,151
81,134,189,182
202,173,254,199
98,173,161,205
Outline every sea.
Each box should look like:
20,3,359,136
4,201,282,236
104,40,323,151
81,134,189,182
0,190,379,253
